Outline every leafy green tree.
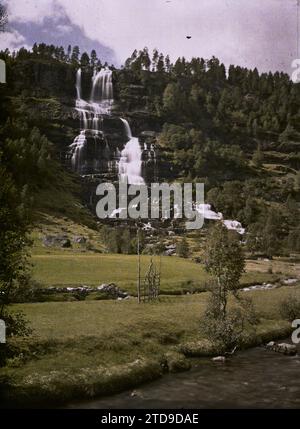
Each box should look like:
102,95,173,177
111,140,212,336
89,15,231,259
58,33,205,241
286,227,300,252
3,127,60,189
238,196,258,226
262,207,281,258
177,237,190,258
204,224,245,310
0,159,31,365
252,143,263,168
162,83,183,119
202,224,256,350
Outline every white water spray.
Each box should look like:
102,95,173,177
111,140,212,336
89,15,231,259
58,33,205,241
119,118,144,185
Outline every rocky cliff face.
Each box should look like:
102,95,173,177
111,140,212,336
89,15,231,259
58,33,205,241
7,60,160,184
66,67,159,184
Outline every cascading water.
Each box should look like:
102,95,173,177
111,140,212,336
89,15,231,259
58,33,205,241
69,67,115,174
91,68,113,107
69,67,145,184
69,68,243,232
119,119,144,185
76,68,82,100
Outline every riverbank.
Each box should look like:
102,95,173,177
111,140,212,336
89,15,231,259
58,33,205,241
67,339,300,409
0,285,299,408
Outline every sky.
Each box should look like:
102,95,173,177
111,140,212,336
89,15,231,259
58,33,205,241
0,0,299,74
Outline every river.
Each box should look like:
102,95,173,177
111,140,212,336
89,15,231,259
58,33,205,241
67,341,300,409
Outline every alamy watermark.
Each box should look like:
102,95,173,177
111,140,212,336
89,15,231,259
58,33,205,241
292,319,300,344
0,319,6,344
0,58,6,84
95,181,205,230
291,59,300,83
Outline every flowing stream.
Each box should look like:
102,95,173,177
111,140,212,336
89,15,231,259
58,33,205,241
66,342,300,409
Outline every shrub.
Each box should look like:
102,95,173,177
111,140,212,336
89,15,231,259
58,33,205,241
279,293,300,321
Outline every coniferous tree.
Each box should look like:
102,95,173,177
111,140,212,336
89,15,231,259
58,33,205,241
80,52,90,68
67,44,72,62
71,46,80,65
90,49,98,67
152,49,159,71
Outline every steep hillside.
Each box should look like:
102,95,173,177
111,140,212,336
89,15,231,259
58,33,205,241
1,45,300,256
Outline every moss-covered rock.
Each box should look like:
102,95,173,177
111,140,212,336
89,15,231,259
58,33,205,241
164,351,191,373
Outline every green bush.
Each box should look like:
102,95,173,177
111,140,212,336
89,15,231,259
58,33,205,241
279,293,300,321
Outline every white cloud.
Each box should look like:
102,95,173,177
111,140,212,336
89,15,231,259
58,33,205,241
54,0,299,72
4,0,298,73
5,0,60,24
0,29,30,51
56,24,72,34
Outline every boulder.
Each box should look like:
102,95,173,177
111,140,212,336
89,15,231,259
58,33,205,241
212,356,226,363
73,236,87,244
266,341,297,356
97,283,128,299
130,390,144,398
43,235,72,248
165,249,176,256
276,343,297,356
61,239,71,248
165,351,191,373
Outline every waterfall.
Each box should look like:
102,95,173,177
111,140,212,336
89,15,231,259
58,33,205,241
70,67,114,172
121,118,132,139
69,131,86,172
75,66,113,129
69,68,146,184
118,136,144,185
196,203,245,234
76,68,82,100
118,119,144,185
91,68,113,103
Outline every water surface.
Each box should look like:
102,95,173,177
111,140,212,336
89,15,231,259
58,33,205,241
67,343,300,409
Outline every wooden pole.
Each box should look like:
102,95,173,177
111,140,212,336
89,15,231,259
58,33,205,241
137,227,141,303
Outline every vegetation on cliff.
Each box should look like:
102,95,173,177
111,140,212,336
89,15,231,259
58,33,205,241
1,43,299,254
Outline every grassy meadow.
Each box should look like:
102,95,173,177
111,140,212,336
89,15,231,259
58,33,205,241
1,285,299,406
31,252,280,295
1,214,298,406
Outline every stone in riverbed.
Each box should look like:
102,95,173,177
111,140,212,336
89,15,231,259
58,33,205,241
266,341,297,356
276,343,297,356
130,390,144,398
212,356,226,363
165,351,191,373
97,283,128,299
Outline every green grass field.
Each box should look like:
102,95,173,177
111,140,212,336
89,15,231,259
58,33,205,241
31,253,278,294
2,286,298,406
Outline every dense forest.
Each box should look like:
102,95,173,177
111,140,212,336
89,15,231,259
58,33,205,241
0,43,300,256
